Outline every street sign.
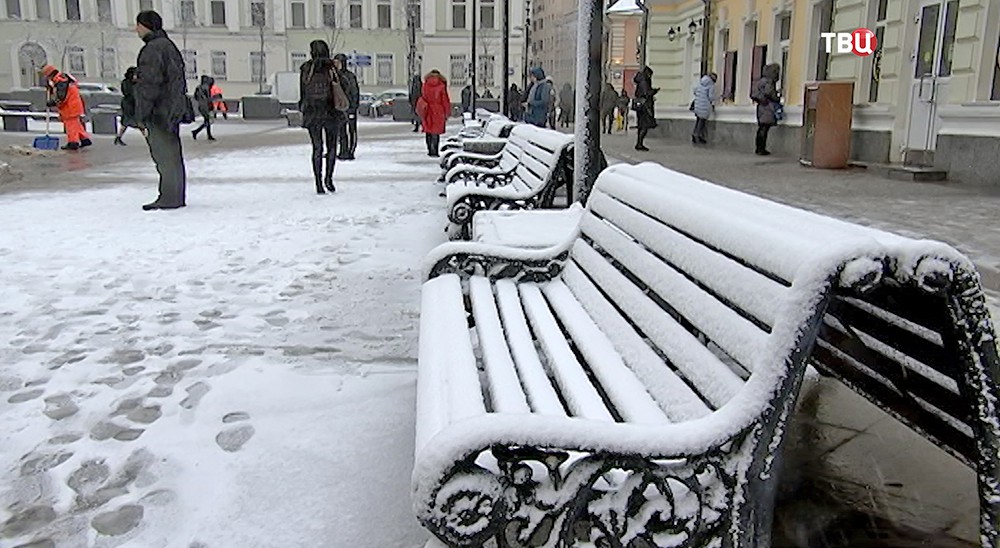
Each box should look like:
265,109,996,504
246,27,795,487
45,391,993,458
348,53,373,67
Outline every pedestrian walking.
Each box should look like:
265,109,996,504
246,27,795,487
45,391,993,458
633,66,658,151
751,63,781,156
114,66,137,146
41,64,91,151
409,74,423,133
691,73,717,145
507,84,523,121
546,77,558,129
133,10,192,211
616,89,630,133
210,81,227,119
333,53,360,160
416,70,451,158
299,40,346,194
461,84,474,114
192,75,216,141
600,82,618,135
558,83,574,128
523,67,552,128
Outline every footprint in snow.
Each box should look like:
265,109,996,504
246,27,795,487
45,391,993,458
43,393,80,421
180,382,211,410
8,389,44,404
216,424,255,452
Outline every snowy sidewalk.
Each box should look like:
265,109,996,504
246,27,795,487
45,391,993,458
0,129,442,547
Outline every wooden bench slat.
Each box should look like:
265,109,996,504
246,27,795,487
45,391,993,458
561,262,713,421
519,283,617,422
470,277,533,414
570,240,744,409
578,212,769,374
541,281,671,424
588,190,786,331
495,280,568,416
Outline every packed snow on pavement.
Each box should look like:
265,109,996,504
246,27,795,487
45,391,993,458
0,131,443,547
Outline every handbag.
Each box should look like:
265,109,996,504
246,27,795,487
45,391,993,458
328,70,350,112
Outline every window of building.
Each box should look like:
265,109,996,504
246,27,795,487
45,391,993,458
868,0,888,102
321,1,335,27
290,2,305,27
96,0,112,22
377,0,391,28
180,0,195,24
478,54,495,87
250,1,265,27
349,1,361,28
211,1,225,25
68,46,85,74
450,54,468,85
211,50,227,80
407,2,421,30
183,49,196,79
480,0,495,29
7,0,21,18
993,36,1000,101
291,52,307,70
776,12,791,93
251,51,266,82
139,0,153,12
452,0,466,29
100,47,116,79
376,53,393,85
65,0,80,20
938,0,959,77
35,0,48,19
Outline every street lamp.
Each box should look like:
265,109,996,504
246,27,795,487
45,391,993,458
607,0,649,68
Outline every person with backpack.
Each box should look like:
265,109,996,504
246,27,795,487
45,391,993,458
416,70,451,158
114,66,137,146
299,40,347,194
192,75,216,141
333,53,360,161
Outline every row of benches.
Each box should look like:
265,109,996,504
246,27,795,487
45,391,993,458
413,118,1000,547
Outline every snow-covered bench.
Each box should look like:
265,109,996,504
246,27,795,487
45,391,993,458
444,125,574,240
440,116,513,160
414,163,1000,548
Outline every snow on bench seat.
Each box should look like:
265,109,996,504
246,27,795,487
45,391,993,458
472,204,584,249
414,162,1000,548
442,125,574,240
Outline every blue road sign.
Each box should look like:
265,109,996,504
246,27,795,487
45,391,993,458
348,53,373,67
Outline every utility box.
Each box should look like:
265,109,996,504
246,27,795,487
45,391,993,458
89,105,120,134
800,81,854,169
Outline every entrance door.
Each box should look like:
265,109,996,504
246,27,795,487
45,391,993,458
904,0,958,165
18,43,47,88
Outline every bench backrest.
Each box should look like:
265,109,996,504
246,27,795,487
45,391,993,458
573,164,1000,471
484,117,513,138
504,125,573,196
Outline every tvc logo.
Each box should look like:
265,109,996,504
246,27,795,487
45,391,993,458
821,28,878,57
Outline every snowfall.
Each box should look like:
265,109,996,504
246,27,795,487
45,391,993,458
0,126,445,547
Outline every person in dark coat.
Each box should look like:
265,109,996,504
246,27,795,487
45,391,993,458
691,73,717,145
633,66,658,151
134,10,190,211
600,82,617,134
461,84,473,114
299,40,346,194
114,66,137,146
507,84,523,121
333,53,360,161
523,67,552,128
416,70,451,157
409,74,423,133
558,83,574,128
751,63,781,156
192,75,215,141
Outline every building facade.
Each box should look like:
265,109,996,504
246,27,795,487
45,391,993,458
1,0,427,98
527,0,577,87
419,0,527,102
633,0,1000,185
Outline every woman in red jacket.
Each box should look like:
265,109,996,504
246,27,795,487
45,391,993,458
416,70,451,158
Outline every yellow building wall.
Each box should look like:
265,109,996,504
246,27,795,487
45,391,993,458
647,0,707,107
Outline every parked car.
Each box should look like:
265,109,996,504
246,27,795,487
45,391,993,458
76,82,121,95
371,89,408,117
359,92,376,117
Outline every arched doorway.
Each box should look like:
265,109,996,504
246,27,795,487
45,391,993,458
18,42,47,88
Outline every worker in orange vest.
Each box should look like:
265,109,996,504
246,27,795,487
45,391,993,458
41,64,92,150
210,81,227,119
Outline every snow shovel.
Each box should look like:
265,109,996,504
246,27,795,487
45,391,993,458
33,105,60,150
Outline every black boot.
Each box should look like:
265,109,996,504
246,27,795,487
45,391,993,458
114,136,126,146
324,153,336,192
635,129,649,151
312,156,325,194
80,138,92,148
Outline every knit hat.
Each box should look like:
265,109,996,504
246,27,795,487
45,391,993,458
136,10,163,31
40,64,58,77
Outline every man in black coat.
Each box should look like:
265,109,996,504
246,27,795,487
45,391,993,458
333,53,360,161
134,10,190,210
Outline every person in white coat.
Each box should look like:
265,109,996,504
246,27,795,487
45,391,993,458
691,73,717,145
